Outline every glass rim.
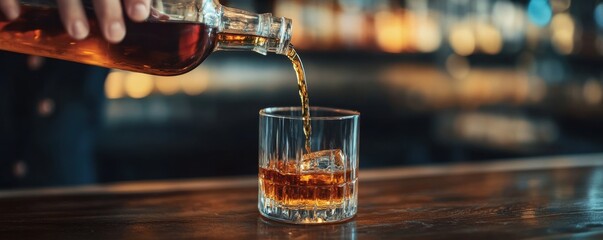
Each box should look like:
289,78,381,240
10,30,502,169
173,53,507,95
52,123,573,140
259,106,360,120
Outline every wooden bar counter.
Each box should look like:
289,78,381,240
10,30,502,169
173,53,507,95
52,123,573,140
1,154,603,239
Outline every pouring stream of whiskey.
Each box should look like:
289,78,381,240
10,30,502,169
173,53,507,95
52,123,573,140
286,45,311,153
215,34,311,152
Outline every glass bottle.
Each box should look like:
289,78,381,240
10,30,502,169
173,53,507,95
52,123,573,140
0,0,292,76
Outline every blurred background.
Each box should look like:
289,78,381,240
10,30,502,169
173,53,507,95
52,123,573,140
98,0,603,183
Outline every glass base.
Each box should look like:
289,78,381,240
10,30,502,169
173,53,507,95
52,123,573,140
259,197,357,224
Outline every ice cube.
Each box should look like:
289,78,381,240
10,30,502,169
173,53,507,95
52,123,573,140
300,149,345,172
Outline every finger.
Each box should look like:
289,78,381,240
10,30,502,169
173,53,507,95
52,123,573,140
57,0,89,40
124,0,150,22
0,0,19,20
93,0,125,43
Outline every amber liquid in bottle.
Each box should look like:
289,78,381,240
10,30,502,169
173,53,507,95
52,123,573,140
0,5,217,76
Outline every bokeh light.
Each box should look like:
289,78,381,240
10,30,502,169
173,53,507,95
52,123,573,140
445,54,470,80
583,79,603,105
449,23,475,56
528,0,553,27
550,0,571,13
104,71,127,99
125,72,154,99
374,9,408,53
155,76,181,96
594,3,603,28
414,14,441,53
550,13,575,54
180,69,210,96
475,23,503,55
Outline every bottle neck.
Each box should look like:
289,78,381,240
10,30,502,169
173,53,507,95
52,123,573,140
214,6,292,55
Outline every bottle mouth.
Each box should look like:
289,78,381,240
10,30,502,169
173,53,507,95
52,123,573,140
214,6,294,55
258,14,292,55
275,17,292,55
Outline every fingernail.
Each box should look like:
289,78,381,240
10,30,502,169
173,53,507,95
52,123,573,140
4,7,18,20
129,3,149,21
70,20,88,40
107,21,125,43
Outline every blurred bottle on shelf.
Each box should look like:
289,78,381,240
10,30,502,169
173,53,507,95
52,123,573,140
434,111,559,152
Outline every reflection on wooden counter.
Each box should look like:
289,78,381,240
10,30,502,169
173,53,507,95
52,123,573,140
1,154,603,239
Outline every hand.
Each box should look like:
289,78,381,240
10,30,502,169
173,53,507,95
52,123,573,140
0,0,151,43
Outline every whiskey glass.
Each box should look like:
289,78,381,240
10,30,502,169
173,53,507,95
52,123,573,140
258,107,360,224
